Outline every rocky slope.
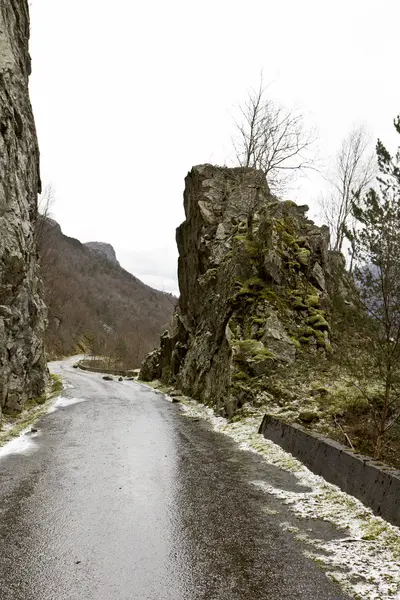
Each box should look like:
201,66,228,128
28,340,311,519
38,217,175,365
85,242,120,266
0,1,47,417
140,165,342,417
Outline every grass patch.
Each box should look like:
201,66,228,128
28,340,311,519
137,379,172,395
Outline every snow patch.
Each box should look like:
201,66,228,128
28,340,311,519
0,395,85,460
47,396,86,413
0,427,35,460
177,398,400,600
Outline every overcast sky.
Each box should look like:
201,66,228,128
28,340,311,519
29,0,400,295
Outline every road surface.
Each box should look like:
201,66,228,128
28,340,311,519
0,357,349,599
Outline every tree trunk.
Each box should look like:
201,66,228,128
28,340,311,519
247,213,254,240
374,369,391,459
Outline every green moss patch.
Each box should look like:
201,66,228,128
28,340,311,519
306,295,319,308
292,296,307,310
231,370,250,381
296,247,311,265
234,235,259,258
234,339,275,362
251,317,265,325
307,313,330,331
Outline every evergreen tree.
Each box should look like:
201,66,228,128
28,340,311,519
348,117,400,458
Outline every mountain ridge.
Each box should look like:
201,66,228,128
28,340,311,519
85,241,120,266
38,217,175,365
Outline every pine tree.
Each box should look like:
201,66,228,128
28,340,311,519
348,117,400,458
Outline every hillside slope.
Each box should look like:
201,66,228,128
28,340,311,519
38,218,175,365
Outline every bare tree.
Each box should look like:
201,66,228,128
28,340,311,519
233,78,316,195
224,169,269,239
35,183,55,247
161,284,179,308
318,126,376,256
36,184,59,292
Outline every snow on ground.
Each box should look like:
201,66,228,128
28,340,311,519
0,395,84,458
47,396,86,413
174,396,400,600
0,426,36,459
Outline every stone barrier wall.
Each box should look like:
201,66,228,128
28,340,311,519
259,414,400,528
77,361,137,378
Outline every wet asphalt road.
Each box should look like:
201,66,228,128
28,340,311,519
0,357,350,600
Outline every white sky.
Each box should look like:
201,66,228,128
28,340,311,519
29,0,400,295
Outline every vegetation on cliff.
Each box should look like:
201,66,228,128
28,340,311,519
140,165,337,418
330,118,400,461
141,134,400,467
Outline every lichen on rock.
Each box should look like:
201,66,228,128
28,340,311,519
140,165,339,417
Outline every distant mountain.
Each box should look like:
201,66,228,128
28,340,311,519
85,241,120,266
37,217,176,365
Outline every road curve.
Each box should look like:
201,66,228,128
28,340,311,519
0,357,349,600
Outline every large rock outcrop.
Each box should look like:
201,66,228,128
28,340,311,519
0,1,47,417
141,165,340,417
85,242,120,267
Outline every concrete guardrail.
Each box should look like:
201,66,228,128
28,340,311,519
259,414,400,528
77,361,137,378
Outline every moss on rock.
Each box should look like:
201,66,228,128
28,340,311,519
307,313,330,331
140,165,337,419
235,339,272,359
296,247,311,266
234,235,259,258
306,294,319,308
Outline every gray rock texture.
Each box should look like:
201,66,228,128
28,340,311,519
0,0,47,417
140,165,340,416
85,242,120,266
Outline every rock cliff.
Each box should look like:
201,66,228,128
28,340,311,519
140,165,340,417
85,242,120,266
0,1,47,417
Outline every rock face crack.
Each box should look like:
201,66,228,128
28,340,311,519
0,0,47,418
